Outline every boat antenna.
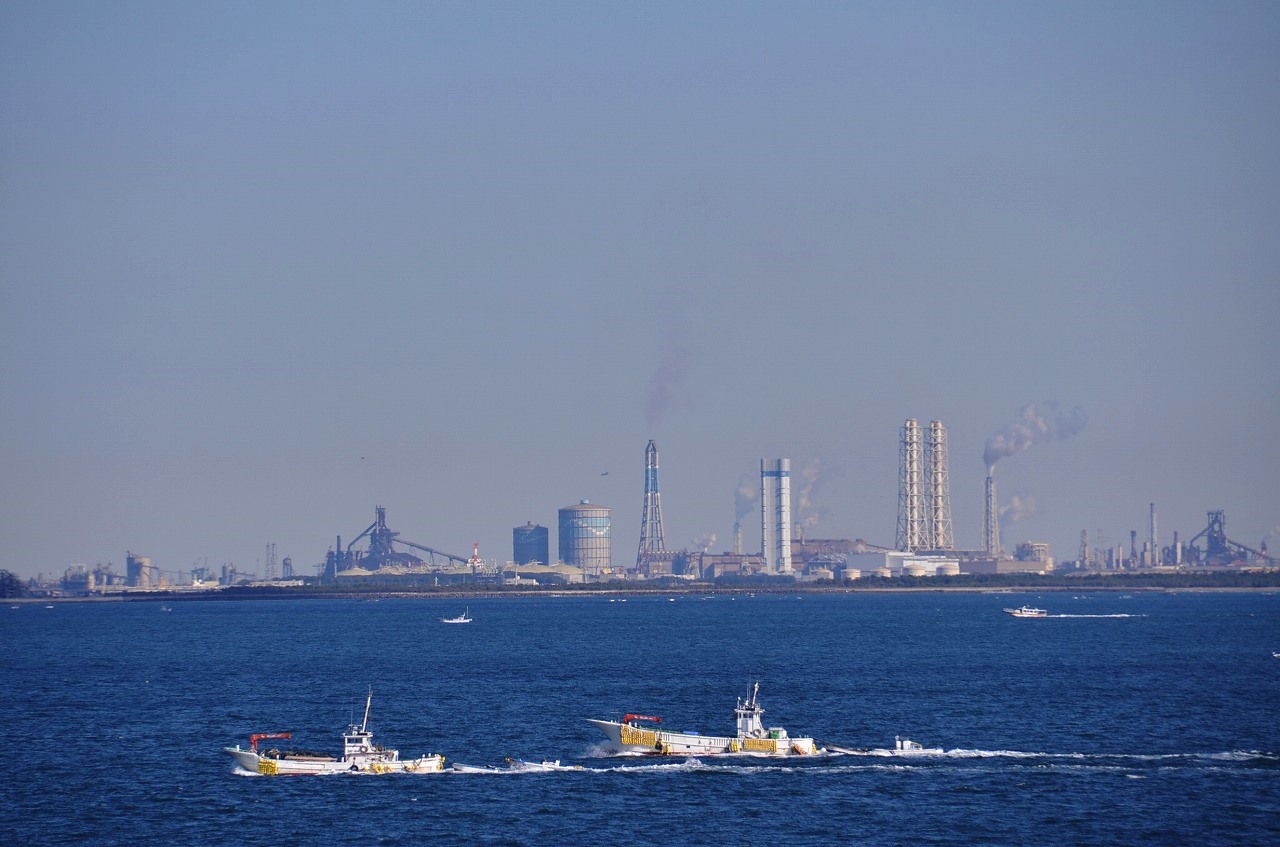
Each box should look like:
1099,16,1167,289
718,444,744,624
361,686,373,733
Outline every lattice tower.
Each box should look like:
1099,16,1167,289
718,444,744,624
896,419,924,552
925,420,954,550
636,439,666,566
265,542,277,580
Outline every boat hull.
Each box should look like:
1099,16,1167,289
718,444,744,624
226,747,444,776
587,719,817,757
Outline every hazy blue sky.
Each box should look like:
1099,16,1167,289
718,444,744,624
3,1,1277,580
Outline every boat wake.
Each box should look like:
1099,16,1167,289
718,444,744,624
442,749,1280,777
1046,613,1147,618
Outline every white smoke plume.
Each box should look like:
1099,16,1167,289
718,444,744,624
692,533,716,552
999,494,1038,527
794,459,832,534
984,401,1087,474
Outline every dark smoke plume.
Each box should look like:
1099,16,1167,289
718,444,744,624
983,401,1087,474
643,318,696,431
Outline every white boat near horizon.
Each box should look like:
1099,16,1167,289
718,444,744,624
588,682,819,757
441,608,472,624
1003,605,1048,618
224,689,445,776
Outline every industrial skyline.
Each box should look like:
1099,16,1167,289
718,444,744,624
2,3,1278,580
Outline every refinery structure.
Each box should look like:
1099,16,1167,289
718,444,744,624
29,420,1277,595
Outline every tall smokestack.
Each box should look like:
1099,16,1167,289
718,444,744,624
733,521,743,555
1149,503,1158,565
983,476,1001,555
761,459,793,575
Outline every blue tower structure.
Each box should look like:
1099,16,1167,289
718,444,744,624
636,439,666,567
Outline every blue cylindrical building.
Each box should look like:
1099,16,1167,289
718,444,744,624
513,521,550,565
558,500,611,574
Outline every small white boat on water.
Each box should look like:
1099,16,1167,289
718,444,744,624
889,736,944,755
828,736,945,756
224,689,445,776
441,608,472,624
450,758,584,773
588,682,819,757
1003,605,1048,618
506,758,585,771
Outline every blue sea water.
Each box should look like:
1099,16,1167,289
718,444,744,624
2,591,1278,846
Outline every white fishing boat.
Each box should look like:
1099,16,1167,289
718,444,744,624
224,689,445,775
450,761,501,773
441,607,472,624
505,758,585,771
827,736,944,756
889,736,943,755
1003,605,1048,618
588,682,819,757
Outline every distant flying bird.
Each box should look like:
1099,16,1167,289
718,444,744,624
601,471,608,475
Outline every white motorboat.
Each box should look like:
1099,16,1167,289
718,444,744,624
441,607,472,624
1003,605,1048,618
889,736,943,755
588,682,819,757
505,758,585,771
828,736,944,756
224,689,445,775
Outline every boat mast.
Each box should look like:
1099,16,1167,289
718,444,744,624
361,687,373,733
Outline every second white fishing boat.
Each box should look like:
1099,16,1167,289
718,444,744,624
588,682,819,757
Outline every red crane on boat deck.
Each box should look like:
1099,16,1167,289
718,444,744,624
623,714,662,725
249,732,292,751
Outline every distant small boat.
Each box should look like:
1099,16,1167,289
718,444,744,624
441,608,472,624
1273,652,1280,659
1003,605,1048,618
160,605,172,612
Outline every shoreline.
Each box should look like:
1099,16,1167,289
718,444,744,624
11,583,1279,604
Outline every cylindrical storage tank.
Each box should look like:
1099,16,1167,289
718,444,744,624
874,567,893,579
937,562,961,576
126,552,152,588
810,567,834,581
558,500,611,574
903,563,928,578
512,522,550,565
841,568,861,581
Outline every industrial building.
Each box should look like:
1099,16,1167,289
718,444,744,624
558,500,611,575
